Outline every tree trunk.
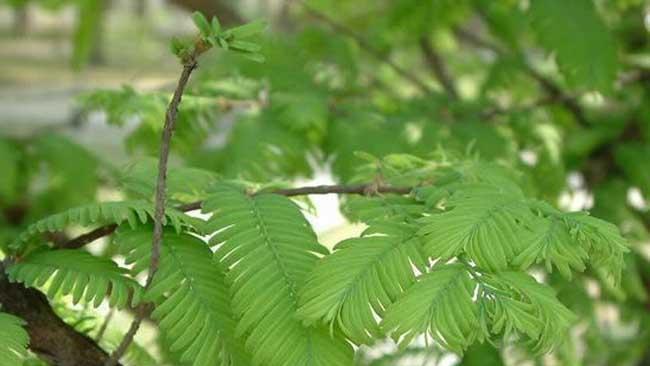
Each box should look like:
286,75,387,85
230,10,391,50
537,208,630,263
136,0,148,17
12,5,29,37
89,0,108,65
0,262,121,366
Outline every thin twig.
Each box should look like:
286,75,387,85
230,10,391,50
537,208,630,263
296,1,431,94
61,183,415,249
453,27,501,54
480,93,576,120
525,68,588,126
454,27,587,125
104,55,199,366
418,36,458,99
60,224,118,249
95,308,115,342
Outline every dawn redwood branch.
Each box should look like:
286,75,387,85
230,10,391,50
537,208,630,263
454,27,587,125
0,261,122,366
59,224,118,249
267,183,412,197
525,68,588,126
481,93,577,119
418,36,458,100
297,1,432,94
94,308,115,342
61,183,415,249
178,183,413,211
105,44,199,366
453,27,499,53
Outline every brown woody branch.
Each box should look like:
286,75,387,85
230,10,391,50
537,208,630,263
0,261,122,366
297,1,431,94
481,92,578,120
105,38,202,366
268,183,412,196
454,27,587,125
526,68,588,126
419,36,458,99
59,224,118,250
61,183,414,250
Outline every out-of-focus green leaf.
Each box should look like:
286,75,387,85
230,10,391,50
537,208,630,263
529,0,618,91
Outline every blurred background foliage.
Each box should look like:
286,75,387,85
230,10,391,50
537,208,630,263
1,0,650,365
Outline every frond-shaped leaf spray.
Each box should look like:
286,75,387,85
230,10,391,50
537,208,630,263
119,158,219,203
529,0,618,91
203,183,354,366
298,222,427,344
0,312,29,366
342,195,424,224
116,227,249,366
6,249,142,308
513,217,587,278
382,263,480,353
514,201,628,283
12,200,195,251
419,183,628,280
562,213,628,283
479,271,576,353
418,184,535,271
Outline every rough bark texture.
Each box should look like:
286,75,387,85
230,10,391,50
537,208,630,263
0,262,120,366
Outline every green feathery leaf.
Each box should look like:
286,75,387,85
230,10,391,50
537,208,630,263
341,195,424,224
224,20,268,39
298,223,427,344
116,226,250,366
204,183,354,366
512,217,588,278
6,249,142,308
192,12,212,38
516,201,628,283
0,312,29,366
529,0,618,91
479,271,576,353
418,184,535,271
120,158,219,203
382,263,480,354
12,200,196,252
562,212,628,284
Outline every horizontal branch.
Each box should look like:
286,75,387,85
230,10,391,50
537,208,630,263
60,183,414,249
272,183,412,196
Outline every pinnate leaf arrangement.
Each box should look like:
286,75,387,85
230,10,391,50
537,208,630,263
0,6,636,366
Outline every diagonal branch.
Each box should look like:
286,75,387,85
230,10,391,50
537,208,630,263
297,1,431,94
58,224,118,249
418,36,458,99
481,92,577,120
525,67,588,126
104,49,200,366
454,27,587,125
0,261,122,366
